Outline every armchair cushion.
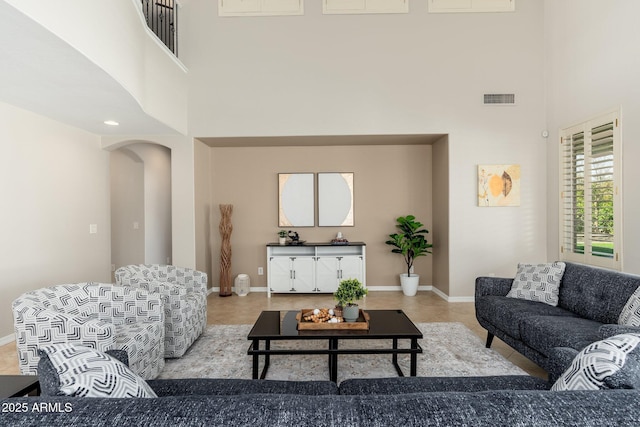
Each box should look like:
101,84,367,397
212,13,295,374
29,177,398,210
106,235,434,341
38,344,156,398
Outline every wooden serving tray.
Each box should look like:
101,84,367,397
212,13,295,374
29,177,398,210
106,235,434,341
296,309,370,330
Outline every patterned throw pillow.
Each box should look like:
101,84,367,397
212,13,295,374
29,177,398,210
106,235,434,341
506,262,566,306
39,343,157,398
552,334,640,391
619,286,640,326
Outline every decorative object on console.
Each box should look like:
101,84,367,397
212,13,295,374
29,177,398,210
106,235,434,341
551,333,640,391
219,204,233,296
331,231,349,245
478,164,521,207
278,230,287,245
334,278,368,322
506,262,566,306
287,231,305,245
385,215,432,296
318,172,354,226
38,343,157,398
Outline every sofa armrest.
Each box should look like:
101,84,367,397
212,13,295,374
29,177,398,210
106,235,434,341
599,324,640,339
547,347,579,384
475,276,513,298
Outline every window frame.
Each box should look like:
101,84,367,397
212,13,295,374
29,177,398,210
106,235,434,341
558,109,622,270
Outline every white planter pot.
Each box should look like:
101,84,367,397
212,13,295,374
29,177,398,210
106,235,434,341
279,237,286,245
400,274,419,296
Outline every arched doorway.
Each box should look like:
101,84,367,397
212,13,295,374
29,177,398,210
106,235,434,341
110,142,172,278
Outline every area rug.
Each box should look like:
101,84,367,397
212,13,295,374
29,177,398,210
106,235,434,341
159,322,525,383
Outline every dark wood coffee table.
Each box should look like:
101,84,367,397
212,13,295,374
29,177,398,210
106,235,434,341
0,375,40,398
247,309,423,382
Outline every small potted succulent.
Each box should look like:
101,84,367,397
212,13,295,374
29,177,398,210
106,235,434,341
278,230,288,245
333,278,368,322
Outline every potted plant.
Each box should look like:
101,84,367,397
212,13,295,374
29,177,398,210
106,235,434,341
278,230,288,245
385,215,433,296
333,278,368,322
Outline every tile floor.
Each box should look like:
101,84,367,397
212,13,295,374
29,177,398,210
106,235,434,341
0,291,547,379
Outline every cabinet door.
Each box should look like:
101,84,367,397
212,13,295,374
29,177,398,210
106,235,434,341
291,257,315,293
316,257,339,293
269,257,293,293
339,256,363,283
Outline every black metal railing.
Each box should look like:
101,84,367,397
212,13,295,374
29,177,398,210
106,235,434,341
141,0,178,56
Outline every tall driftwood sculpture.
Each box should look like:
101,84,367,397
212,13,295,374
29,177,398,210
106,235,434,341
219,204,233,296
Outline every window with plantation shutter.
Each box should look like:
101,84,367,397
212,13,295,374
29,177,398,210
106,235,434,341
559,111,621,270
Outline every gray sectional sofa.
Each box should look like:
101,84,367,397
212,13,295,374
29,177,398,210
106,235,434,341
3,375,640,426
475,261,640,373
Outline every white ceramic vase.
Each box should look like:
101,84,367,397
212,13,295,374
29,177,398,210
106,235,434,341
400,274,420,296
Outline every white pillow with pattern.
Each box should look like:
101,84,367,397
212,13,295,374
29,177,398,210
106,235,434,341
40,343,157,398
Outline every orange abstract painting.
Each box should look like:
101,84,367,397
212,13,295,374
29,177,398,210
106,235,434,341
478,164,521,207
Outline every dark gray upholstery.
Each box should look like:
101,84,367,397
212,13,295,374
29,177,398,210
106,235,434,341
475,262,640,373
558,262,640,324
339,375,550,394
3,389,640,426
520,315,602,355
146,378,339,396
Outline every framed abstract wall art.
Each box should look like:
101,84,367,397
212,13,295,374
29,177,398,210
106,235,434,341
478,164,521,207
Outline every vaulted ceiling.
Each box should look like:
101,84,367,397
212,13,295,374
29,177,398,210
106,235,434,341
0,2,176,135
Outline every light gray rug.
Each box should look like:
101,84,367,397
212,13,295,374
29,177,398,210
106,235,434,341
159,322,525,383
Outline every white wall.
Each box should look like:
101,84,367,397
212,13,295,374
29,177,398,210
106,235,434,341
102,135,196,270
110,148,145,275
0,101,112,339
128,143,172,265
182,0,548,297
544,0,640,274
5,0,188,134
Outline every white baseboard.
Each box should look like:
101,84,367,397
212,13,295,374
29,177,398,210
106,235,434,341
0,334,15,346
208,287,267,295
207,285,474,302
431,286,475,303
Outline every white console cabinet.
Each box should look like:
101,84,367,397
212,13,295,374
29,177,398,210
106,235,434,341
266,242,366,297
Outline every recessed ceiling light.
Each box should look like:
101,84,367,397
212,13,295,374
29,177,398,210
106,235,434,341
104,120,119,126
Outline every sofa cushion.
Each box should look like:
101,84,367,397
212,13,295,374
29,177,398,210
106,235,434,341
559,263,640,324
147,379,339,396
506,262,565,306
520,315,602,356
339,376,550,395
619,286,640,326
552,333,640,390
39,343,157,398
476,295,576,339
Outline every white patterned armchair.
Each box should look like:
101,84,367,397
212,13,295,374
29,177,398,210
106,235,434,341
12,283,165,379
115,264,208,358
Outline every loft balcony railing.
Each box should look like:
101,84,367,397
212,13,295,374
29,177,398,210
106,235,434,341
141,0,178,56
